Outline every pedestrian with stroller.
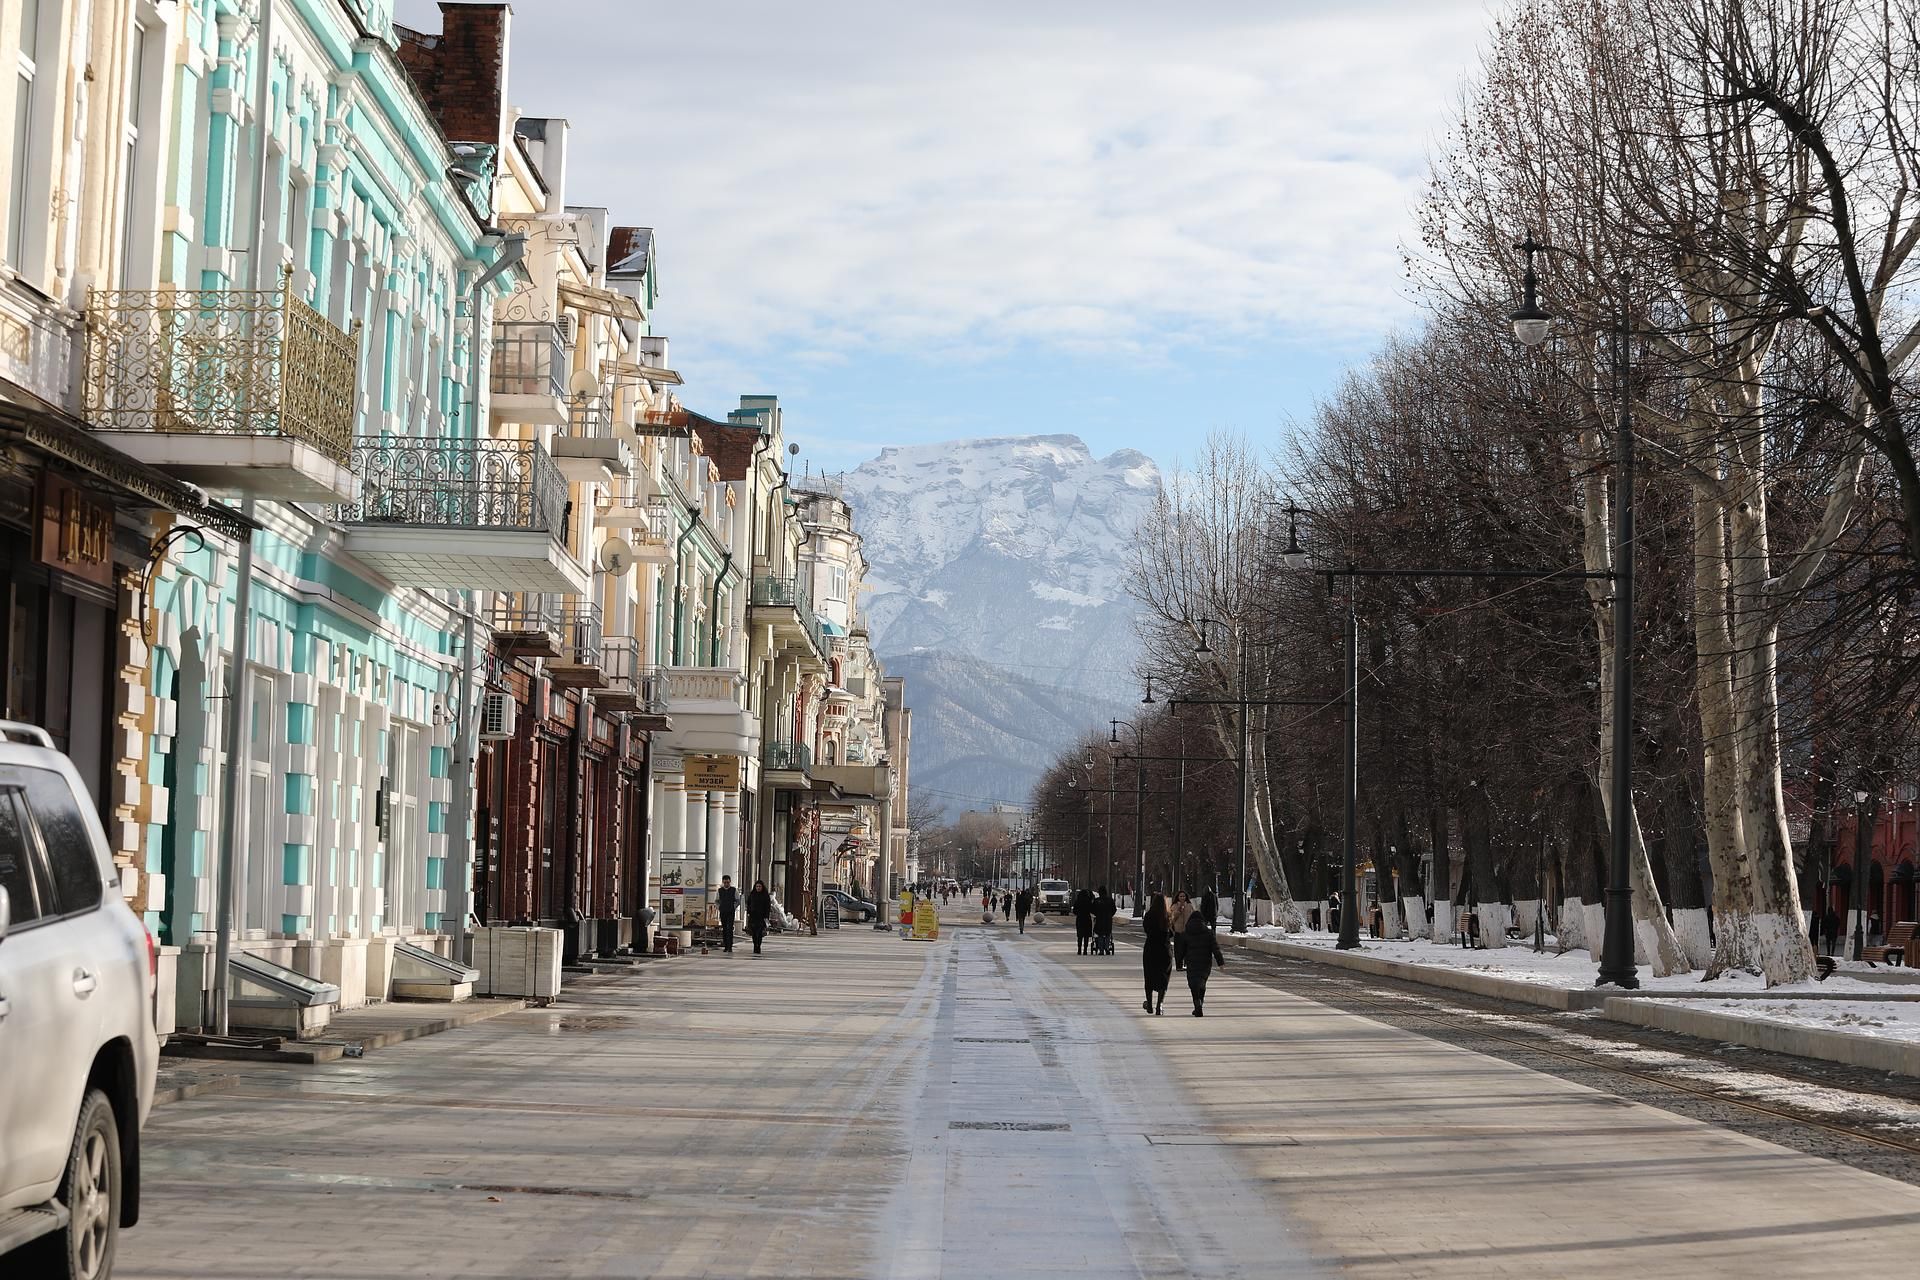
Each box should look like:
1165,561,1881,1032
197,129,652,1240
716,875,739,954
1142,894,1172,1015
746,880,773,956
1015,889,1031,934
1170,891,1194,970
1183,912,1226,1016
1073,887,1094,954
1093,886,1117,954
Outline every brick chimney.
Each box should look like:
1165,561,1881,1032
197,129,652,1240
393,3,510,145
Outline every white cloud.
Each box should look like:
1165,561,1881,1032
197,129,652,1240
399,0,1493,391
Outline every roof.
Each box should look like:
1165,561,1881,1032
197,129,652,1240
608,227,654,276
687,413,762,481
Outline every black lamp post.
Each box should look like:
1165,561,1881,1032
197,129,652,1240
1852,784,1876,961
1511,235,1639,990
1110,718,1147,915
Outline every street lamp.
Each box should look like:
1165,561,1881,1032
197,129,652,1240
1510,234,1639,990
1193,617,1252,931
1852,785,1876,961
1111,718,1147,916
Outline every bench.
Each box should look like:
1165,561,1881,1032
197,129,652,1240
1863,920,1917,967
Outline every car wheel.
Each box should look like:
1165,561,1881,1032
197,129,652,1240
25,1088,120,1280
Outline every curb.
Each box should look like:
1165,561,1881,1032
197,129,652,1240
1213,931,1613,1011
1601,997,1920,1079
156,997,528,1088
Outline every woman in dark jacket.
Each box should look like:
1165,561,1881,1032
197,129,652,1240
1093,887,1118,951
1183,912,1226,1016
746,880,773,956
1141,894,1172,1014
1073,888,1094,954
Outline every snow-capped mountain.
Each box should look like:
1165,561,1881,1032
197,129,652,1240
839,435,1162,812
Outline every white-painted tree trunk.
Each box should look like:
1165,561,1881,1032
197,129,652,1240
1583,902,1607,962
1402,894,1428,940
1513,899,1543,947
1557,897,1586,952
1477,902,1512,949
1378,899,1403,941
1432,900,1454,943
1670,908,1712,970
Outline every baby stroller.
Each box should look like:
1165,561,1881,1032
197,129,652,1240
1090,931,1115,956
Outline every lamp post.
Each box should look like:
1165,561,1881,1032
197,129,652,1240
1110,719,1146,915
1852,784,1877,961
1510,235,1639,990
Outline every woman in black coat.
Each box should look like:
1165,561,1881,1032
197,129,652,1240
1183,912,1226,1016
1141,894,1172,1014
746,880,773,956
1073,888,1094,954
1093,887,1118,950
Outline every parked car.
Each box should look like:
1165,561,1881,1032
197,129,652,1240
0,722,159,1279
1036,879,1073,914
824,890,877,923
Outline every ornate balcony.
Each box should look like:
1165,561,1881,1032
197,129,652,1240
551,394,634,483
763,740,813,786
82,271,359,501
661,666,755,757
339,436,587,594
489,322,569,426
749,570,828,665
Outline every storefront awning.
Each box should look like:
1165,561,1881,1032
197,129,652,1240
0,395,256,540
558,282,646,324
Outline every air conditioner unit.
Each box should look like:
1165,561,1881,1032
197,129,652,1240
555,315,578,347
479,691,517,740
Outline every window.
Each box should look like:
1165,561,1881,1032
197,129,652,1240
8,0,41,269
118,20,149,283
0,785,45,925
20,766,101,914
826,565,849,602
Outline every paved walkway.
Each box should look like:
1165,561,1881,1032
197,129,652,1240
112,918,1920,1279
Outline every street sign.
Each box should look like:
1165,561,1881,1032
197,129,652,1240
823,896,841,929
684,754,742,791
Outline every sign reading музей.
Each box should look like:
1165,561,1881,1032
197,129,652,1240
683,754,741,791
35,473,115,588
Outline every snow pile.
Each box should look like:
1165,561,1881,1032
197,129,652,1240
1640,998,1920,1047
1241,927,1907,997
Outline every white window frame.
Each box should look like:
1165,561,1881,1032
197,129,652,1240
7,0,56,281
117,13,165,288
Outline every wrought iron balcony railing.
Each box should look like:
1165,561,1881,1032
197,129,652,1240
749,573,830,656
341,436,570,535
601,638,670,713
491,322,568,400
82,268,359,462
563,393,615,439
765,741,812,773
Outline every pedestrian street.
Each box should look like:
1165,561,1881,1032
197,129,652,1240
117,916,1920,1279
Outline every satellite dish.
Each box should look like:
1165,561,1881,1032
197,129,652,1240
569,368,602,398
599,537,634,576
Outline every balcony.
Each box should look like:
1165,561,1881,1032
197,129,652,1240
490,595,601,687
81,272,359,501
749,571,828,664
489,322,569,426
763,740,812,786
661,666,754,756
339,436,588,594
595,637,670,724
550,394,634,483
595,486,674,558
812,763,890,802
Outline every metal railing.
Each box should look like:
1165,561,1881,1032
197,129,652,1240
597,488,673,543
555,599,602,667
490,593,563,639
82,268,359,462
766,741,812,773
341,436,570,535
491,594,601,665
750,573,803,608
563,393,615,439
490,322,567,400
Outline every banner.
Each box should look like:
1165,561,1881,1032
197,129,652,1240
910,895,940,942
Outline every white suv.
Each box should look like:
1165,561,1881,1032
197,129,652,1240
0,722,158,1279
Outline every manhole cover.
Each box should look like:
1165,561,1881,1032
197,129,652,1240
949,1121,1070,1132
954,1037,1030,1044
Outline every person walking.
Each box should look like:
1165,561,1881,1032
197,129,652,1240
1001,891,1013,922
1170,891,1194,971
1183,912,1226,1016
1015,888,1031,934
716,876,740,954
1327,889,1342,936
746,879,773,956
1200,885,1219,929
1073,887,1094,955
1093,886,1117,954
1141,894,1173,1014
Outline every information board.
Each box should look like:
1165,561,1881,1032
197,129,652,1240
657,853,710,926
822,895,841,929
683,754,742,791
910,896,940,942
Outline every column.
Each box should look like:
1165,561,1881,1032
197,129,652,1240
720,792,741,888
686,788,707,863
660,776,686,853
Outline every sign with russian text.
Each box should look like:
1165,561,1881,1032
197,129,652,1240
683,754,741,791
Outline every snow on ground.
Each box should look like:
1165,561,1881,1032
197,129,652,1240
1641,997,1920,1046
1243,926,1908,997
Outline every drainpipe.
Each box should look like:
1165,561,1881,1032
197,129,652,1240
213,0,281,1036
707,552,734,666
668,507,700,665
446,231,527,957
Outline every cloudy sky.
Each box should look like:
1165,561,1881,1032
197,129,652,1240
396,1,1497,473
